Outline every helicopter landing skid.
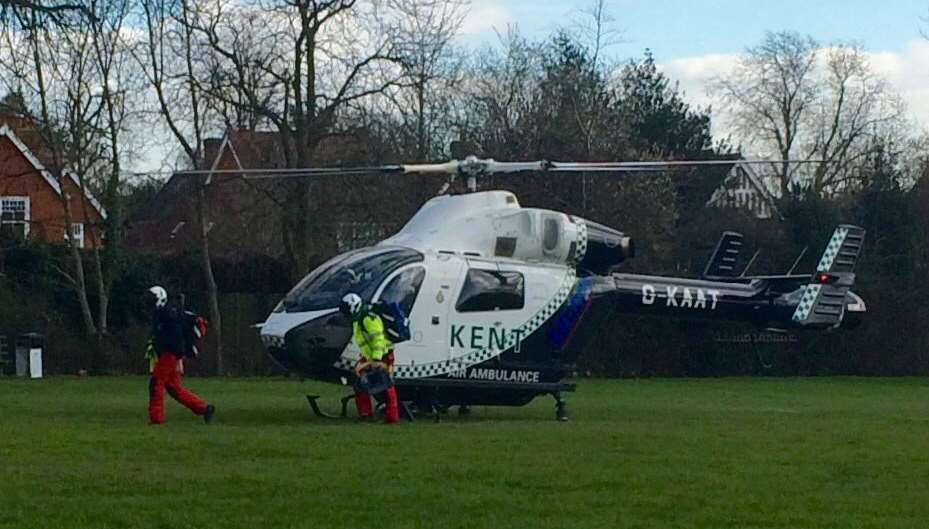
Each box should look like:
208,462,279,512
305,394,355,419
553,392,569,422
305,393,416,421
394,378,576,421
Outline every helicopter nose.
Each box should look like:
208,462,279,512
260,309,352,377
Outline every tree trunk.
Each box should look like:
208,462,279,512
93,247,108,334
295,180,311,278
416,78,426,161
780,151,791,198
197,185,223,375
286,130,313,282
63,194,97,336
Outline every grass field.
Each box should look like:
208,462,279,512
3,376,929,529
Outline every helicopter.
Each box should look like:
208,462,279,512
237,157,867,421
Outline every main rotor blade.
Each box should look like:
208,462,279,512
548,159,823,171
174,166,404,178
400,159,548,175
171,157,824,181
398,160,463,175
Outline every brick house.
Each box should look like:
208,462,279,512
125,129,392,261
0,118,106,249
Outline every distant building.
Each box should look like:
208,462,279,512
0,117,106,249
706,161,780,220
125,129,386,259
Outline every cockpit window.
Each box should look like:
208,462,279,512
280,247,423,312
378,266,426,315
272,249,366,313
455,269,525,312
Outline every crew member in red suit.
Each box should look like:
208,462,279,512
147,285,215,425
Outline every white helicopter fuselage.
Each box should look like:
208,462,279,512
258,189,866,397
260,190,591,381
338,252,574,379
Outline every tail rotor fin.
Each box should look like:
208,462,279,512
703,231,744,280
815,225,866,275
792,225,866,327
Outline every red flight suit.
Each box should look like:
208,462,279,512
148,304,209,424
355,351,400,424
149,353,208,424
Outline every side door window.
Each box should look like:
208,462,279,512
455,269,525,312
377,266,426,314
373,263,453,367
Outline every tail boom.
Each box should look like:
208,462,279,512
597,224,866,330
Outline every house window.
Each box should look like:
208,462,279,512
456,269,525,312
0,196,30,241
66,223,84,248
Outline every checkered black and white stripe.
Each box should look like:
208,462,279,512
792,284,822,322
816,227,849,272
571,221,588,265
334,357,355,371
261,334,285,348
335,269,579,379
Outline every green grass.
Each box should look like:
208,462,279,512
3,377,929,529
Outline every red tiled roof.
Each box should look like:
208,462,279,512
125,128,386,259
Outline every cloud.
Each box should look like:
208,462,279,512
659,53,739,111
864,39,929,130
460,2,515,35
658,40,929,140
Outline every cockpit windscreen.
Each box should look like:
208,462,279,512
279,247,424,313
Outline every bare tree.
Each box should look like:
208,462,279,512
712,31,818,197
805,44,906,193
386,0,468,161
712,31,905,197
0,1,139,342
135,0,224,374
564,0,624,165
461,26,545,159
184,0,407,279
569,0,624,70
0,1,89,19
922,7,929,41
0,4,102,336
79,0,139,335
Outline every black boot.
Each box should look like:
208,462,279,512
203,404,216,424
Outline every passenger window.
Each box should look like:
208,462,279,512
379,267,426,314
543,217,560,252
455,269,524,312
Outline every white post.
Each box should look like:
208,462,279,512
29,347,42,379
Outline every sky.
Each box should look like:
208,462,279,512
460,0,928,57
132,0,929,172
458,0,929,133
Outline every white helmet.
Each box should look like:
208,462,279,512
148,285,167,308
339,293,363,318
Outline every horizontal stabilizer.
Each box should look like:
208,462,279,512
792,225,866,327
702,231,744,279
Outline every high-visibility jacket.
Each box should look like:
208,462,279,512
144,340,157,373
353,313,389,361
